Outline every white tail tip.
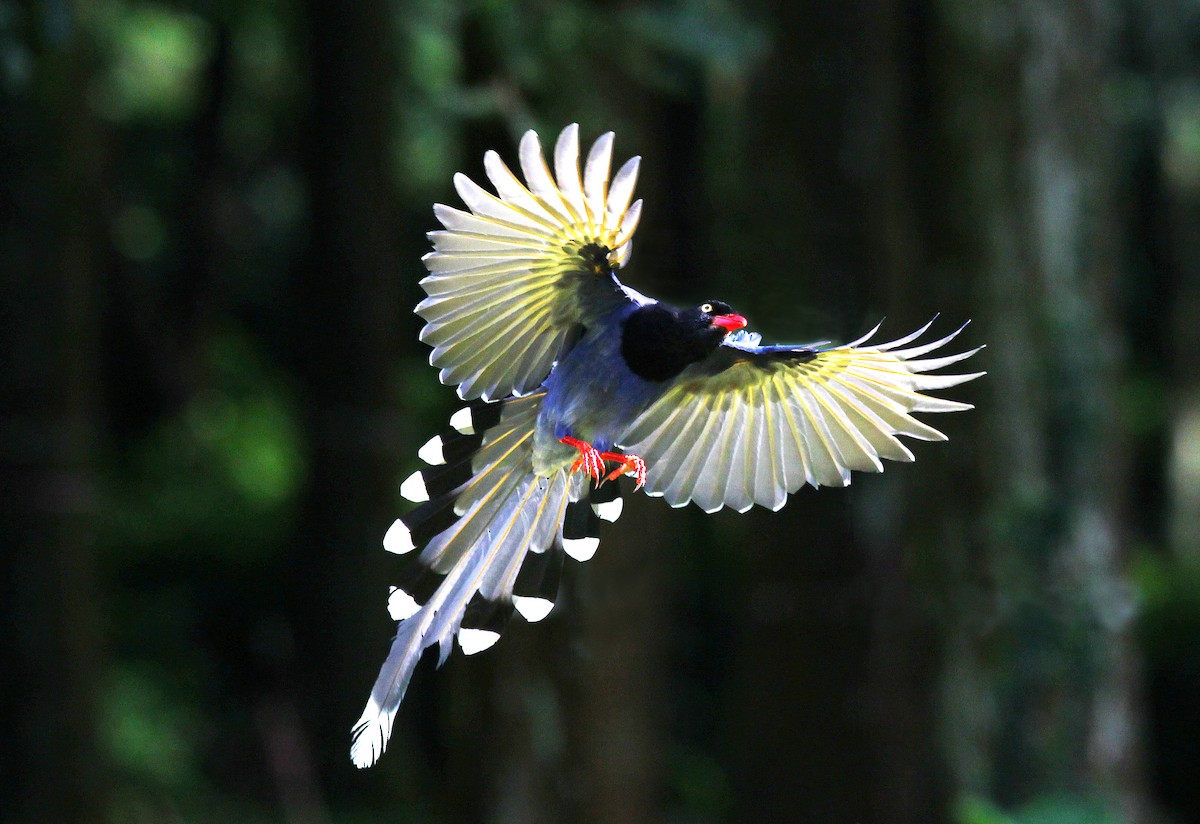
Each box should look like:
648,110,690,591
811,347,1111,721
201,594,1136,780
563,536,600,562
383,519,416,554
418,435,446,465
450,407,474,435
592,498,623,523
458,627,500,655
400,471,429,503
513,595,554,623
387,586,420,620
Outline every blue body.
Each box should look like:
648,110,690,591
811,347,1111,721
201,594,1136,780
533,300,667,474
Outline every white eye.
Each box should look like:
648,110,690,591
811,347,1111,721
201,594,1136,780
700,303,713,313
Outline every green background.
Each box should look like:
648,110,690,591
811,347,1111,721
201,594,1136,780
3,0,1197,822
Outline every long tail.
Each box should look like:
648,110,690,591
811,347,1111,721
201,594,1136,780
350,391,623,768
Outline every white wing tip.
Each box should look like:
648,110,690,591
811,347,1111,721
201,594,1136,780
563,536,600,562
458,628,501,655
518,129,542,162
400,471,429,503
383,519,416,554
449,407,474,434
513,595,554,623
418,435,446,465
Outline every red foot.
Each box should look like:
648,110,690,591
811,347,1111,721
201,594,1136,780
600,452,647,491
560,435,605,483
559,437,648,491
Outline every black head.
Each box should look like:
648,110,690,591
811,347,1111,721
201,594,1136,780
620,300,748,382
685,300,745,331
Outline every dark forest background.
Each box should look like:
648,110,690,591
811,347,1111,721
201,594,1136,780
4,0,1200,822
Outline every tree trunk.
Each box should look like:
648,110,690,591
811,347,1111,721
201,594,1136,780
0,12,111,821
281,0,403,809
933,1,1150,818
718,1,948,821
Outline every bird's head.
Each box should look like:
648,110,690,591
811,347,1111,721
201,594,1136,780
688,300,748,337
620,300,749,382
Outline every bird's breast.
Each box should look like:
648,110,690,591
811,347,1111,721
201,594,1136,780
533,326,663,473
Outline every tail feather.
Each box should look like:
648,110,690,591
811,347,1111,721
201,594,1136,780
461,592,511,636
430,473,567,661
352,391,633,768
351,469,573,768
511,544,564,622
423,464,526,574
393,494,460,551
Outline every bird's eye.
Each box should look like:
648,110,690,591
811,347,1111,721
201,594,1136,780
700,303,713,314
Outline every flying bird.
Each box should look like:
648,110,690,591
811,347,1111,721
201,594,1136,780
351,124,983,767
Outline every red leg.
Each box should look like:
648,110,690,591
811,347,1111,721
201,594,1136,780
599,451,648,491
560,435,605,483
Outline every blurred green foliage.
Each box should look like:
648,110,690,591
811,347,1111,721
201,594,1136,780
103,329,305,557
87,2,213,122
956,794,1121,824
5,0,1199,821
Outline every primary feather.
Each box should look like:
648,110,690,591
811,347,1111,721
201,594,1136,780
417,124,642,401
621,321,984,512
352,125,984,767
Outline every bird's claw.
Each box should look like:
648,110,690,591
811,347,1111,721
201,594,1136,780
561,436,605,483
561,437,647,490
600,452,647,491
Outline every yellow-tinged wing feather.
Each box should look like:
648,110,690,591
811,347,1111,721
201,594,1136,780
619,321,984,513
418,124,644,401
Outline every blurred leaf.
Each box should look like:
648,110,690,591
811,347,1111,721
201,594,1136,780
100,664,203,790
104,326,306,560
670,747,733,820
1121,374,1168,439
111,202,167,261
1164,80,1200,193
625,0,767,73
955,793,1120,824
87,2,214,123
956,795,1018,824
0,3,33,94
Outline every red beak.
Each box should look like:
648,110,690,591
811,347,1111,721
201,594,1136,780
711,313,748,332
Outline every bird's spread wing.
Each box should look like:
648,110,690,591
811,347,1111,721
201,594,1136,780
618,320,985,513
418,124,644,400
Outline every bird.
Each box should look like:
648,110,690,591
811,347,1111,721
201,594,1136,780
350,123,984,768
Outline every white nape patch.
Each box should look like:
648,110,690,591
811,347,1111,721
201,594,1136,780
417,435,445,465
449,407,474,435
383,519,415,554
458,627,500,655
400,471,429,503
563,536,600,562
387,586,420,621
513,596,554,623
592,498,623,523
